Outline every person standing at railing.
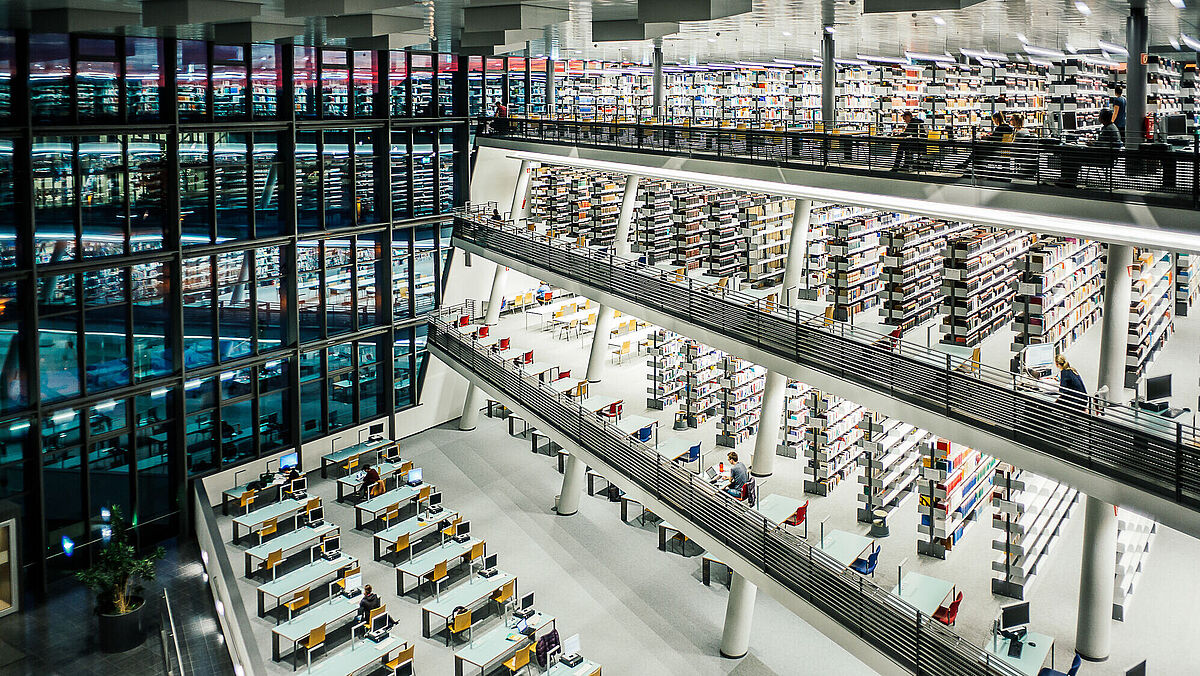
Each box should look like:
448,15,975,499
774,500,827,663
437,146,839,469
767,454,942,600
891,111,926,171
1111,84,1127,135
1055,355,1088,411
495,100,509,134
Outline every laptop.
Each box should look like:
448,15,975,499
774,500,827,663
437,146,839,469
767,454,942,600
705,467,718,482
406,467,424,487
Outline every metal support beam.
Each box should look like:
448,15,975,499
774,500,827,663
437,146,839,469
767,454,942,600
821,32,835,128
1097,244,1134,404
652,42,664,121
780,199,814,306
1076,495,1118,660
585,175,640,382
1125,0,1148,148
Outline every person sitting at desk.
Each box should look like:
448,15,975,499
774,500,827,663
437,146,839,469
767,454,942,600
724,451,749,498
357,584,381,622
891,111,926,171
1055,355,1088,411
357,463,380,499
1094,108,1123,148
956,111,1013,173
1057,109,1123,188
536,282,552,304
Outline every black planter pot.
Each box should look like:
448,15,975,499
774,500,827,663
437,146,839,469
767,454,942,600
97,598,146,653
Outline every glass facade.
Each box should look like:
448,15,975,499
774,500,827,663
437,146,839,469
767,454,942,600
3,31,471,586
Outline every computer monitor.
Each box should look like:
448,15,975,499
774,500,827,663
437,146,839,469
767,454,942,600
291,477,307,493
1023,343,1055,371
371,610,388,633
408,467,423,485
484,553,497,569
322,536,340,555
344,572,362,595
278,451,299,471
369,423,385,436
520,592,534,611
562,634,581,655
1061,110,1078,132
1165,113,1188,137
308,506,324,524
456,522,470,537
1146,374,1172,402
1000,601,1029,631
1126,660,1147,676
429,492,443,508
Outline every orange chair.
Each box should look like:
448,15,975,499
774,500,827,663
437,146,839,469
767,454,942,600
284,588,310,621
426,560,449,600
257,517,278,545
239,488,257,515
296,624,326,670
262,549,283,580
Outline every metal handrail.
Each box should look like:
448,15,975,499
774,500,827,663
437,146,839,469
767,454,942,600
429,305,1025,676
452,209,1200,516
161,588,187,676
480,117,1200,209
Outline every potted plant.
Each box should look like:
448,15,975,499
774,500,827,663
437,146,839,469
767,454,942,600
76,506,165,653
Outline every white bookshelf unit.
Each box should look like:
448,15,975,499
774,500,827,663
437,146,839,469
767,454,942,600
990,464,1078,600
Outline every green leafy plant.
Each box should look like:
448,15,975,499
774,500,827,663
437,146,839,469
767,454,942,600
76,506,165,615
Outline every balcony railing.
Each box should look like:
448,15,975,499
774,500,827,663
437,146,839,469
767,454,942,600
452,208,1200,520
480,117,1200,209
430,304,1026,676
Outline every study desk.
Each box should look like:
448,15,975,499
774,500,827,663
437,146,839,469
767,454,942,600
256,552,357,618
221,474,287,515
817,529,874,567
578,395,622,416
233,498,304,542
305,634,407,676
657,438,699,466
526,298,581,329
546,658,602,676
373,509,459,561
320,439,394,478
477,334,500,348
892,571,955,616
271,595,357,661
608,326,652,350
754,494,806,527
421,570,515,638
614,414,658,444
335,461,405,502
521,361,559,381
453,613,556,676
354,482,433,530
984,631,1054,676
244,522,339,577
395,538,485,600
550,378,585,394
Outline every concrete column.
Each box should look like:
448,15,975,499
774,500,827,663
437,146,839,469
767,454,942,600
651,41,664,120
1073,242,1133,659
1076,495,1119,661
1097,244,1134,404
719,572,757,658
583,175,640,383
820,31,835,129
780,199,814,307
556,453,587,516
750,371,787,477
460,160,533,431
546,58,557,117
1125,0,1148,148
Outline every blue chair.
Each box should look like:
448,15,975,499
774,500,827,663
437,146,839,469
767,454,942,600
850,547,879,577
684,443,701,463
1038,654,1081,676
635,425,653,444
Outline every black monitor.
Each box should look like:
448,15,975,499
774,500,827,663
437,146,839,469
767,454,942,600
484,553,497,569
456,521,470,537
308,506,324,523
429,492,443,508
520,592,534,610
1061,110,1078,132
322,536,340,554
371,610,388,633
1146,374,1171,402
1166,113,1188,137
370,423,385,435
1000,601,1029,631
291,477,307,493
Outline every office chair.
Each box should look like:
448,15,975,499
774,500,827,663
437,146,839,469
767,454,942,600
521,350,534,365
239,488,257,515
262,549,283,580
467,542,485,571
427,560,449,600
783,500,810,538
369,480,386,498
302,498,321,525
497,337,511,351
391,533,411,563
296,624,326,671
503,644,536,676
446,607,472,646
933,592,963,626
284,588,310,621
257,517,278,546
599,401,623,420
492,579,516,622
457,315,470,327
383,504,401,529
635,425,653,444
1038,654,1082,676
850,547,879,577
385,644,415,676
359,605,388,636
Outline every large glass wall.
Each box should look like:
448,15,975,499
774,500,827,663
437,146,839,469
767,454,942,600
2,32,467,586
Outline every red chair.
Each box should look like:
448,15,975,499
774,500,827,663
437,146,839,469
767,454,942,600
521,350,534,365
458,315,470,327
599,401,623,420
932,592,962,626
785,500,810,538
477,325,489,339
497,337,511,351
555,370,571,381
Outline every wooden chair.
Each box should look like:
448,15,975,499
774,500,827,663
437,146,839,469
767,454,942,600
427,560,449,599
284,588,310,621
446,607,472,646
399,460,414,479
417,485,432,510
503,644,536,675
239,488,257,515
558,318,580,340
383,503,401,528
262,549,283,580
492,579,516,620
257,517,278,545
467,542,485,568
296,624,326,670
611,340,631,364
391,533,411,562
385,644,415,676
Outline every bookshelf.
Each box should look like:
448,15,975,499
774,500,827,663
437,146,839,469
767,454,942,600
1051,58,1114,132
880,218,969,331
646,329,685,410
739,197,793,288
940,229,1036,346
1011,238,1104,354
1113,510,1156,621
1125,249,1174,389
804,392,866,496
857,419,929,523
776,379,812,459
703,189,743,279
671,188,706,271
918,438,999,559
1174,252,1198,316
716,357,766,448
683,341,724,428
633,179,673,265
991,464,1078,600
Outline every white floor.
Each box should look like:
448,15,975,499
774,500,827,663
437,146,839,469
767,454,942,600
474,296,1200,675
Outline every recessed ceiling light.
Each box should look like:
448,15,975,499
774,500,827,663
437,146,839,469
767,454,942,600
1074,1,1092,15
1169,0,1185,8
707,38,717,43
824,26,835,34
1016,33,1028,44
1170,36,1181,49
782,31,791,36
933,16,946,26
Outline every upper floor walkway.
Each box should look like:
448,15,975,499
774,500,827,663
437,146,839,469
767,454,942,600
452,206,1200,538
481,117,1200,244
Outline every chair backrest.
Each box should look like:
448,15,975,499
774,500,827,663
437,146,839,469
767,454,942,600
469,542,485,561
687,444,701,463
368,605,387,624
432,560,448,581
458,315,470,327
306,497,321,513
262,517,278,537
522,350,534,364
557,369,571,380
418,485,432,500
452,608,472,631
291,587,310,609
494,579,516,604
499,337,511,350
400,460,414,476
265,549,283,569
385,504,400,522
370,481,385,497
240,489,256,507
511,645,532,669
389,645,415,667
1068,654,1082,676
478,325,490,338
867,548,879,567
553,309,565,319
635,426,653,443
395,533,410,553
621,340,631,353
307,623,326,646
948,592,963,614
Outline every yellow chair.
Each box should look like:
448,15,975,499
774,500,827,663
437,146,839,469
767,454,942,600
383,503,401,528
297,624,326,670
262,549,283,580
284,587,310,621
446,607,472,646
417,485,432,511
257,517,278,545
359,604,388,635
611,340,631,364
304,497,321,524
492,579,516,619
427,560,449,600
385,644,415,676
344,456,359,475
468,542,485,567
503,644,536,675
239,488,256,515
369,480,386,498
391,532,411,562
399,460,414,478
332,566,361,596
442,516,463,538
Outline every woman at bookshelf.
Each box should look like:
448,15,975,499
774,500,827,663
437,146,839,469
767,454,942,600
1055,355,1088,411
